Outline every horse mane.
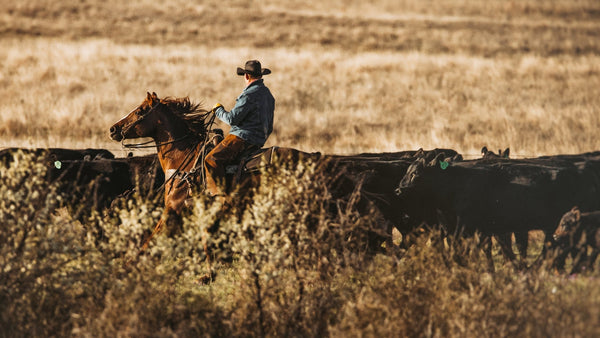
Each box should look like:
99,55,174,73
159,96,212,137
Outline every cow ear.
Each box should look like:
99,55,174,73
429,152,445,167
423,151,434,163
573,208,581,222
414,158,426,170
450,154,463,162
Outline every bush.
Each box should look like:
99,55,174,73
1,155,600,337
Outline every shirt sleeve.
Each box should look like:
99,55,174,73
215,92,254,126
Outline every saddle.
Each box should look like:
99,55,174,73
225,146,279,181
178,142,319,195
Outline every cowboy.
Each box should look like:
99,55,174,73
206,60,275,196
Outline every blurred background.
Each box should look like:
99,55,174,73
1,0,599,157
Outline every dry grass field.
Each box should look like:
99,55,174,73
1,0,600,156
2,0,600,337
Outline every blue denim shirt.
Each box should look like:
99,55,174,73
214,79,275,147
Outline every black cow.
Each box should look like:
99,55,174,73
339,148,461,162
0,147,114,167
481,146,510,160
553,206,600,273
535,151,600,162
1,148,162,213
120,153,164,197
46,153,164,215
104,154,166,215
49,158,134,214
396,153,600,269
326,148,461,251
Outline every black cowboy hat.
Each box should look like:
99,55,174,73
236,60,271,77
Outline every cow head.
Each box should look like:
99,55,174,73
554,206,581,242
396,153,454,195
396,158,425,194
481,146,510,159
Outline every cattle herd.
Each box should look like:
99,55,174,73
0,147,163,213
2,146,600,273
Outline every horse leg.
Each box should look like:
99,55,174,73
195,230,217,284
140,206,183,251
141,216,166,252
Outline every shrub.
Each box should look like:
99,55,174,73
2,155,600,337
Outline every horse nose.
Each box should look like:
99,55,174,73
109,125,123,141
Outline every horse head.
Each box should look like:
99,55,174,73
110,92,162,142
110,92,214,147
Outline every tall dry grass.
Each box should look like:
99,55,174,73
1,39,599,157
1,154,600,337
1,0,600,156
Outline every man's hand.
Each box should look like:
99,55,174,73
212,103,223,113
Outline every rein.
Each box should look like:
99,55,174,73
119,100,220,194
120,101,194,149
121,135,191,149
158,131,219,195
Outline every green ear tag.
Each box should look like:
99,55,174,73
439,161,449,170
54,161,62,169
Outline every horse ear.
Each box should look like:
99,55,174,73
152,92,158,99
146,92,152,100
502,148,510,158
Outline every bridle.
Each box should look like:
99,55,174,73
120,100,193,149
118,99,220,193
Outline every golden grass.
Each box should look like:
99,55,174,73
1,0,599,157
1,38,599,157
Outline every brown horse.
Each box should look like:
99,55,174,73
109,93,321,274
110,92,217,251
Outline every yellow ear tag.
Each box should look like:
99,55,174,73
54,161,62,169
439,161,449,170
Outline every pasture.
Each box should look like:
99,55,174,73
2,0,600,336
